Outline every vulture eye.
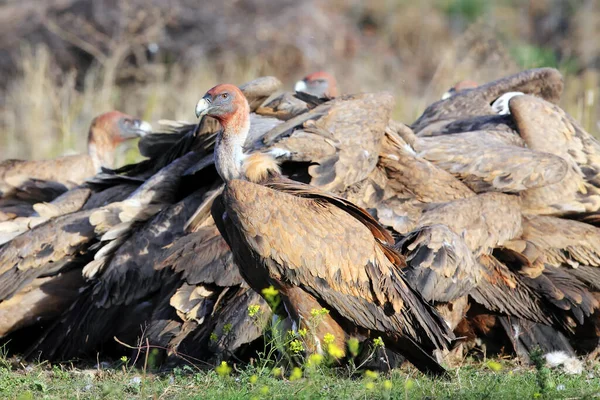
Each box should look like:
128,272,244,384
221,93,229,99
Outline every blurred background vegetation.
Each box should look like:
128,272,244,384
0,0,598,163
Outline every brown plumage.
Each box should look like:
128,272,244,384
0,148,204,341
377,119,590,357
197,83,453,376
258,92,394,195
407,129,568,194
372,126,474,234
0,111,151,198
26,188,210,360
412,68,563,135
506,94,600,215
0,187,92,245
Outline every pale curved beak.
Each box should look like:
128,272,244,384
294,80,308,93
441,91,452,100
121,119,153,139
195,98,211,118
136,120,153,137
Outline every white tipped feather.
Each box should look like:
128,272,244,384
100,221,134,241
82,258,107,280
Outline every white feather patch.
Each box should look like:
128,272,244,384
491,92,525,115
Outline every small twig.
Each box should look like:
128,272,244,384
141,338,150,397
113,336,212,371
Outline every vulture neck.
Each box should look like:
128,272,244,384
88,126,118,172
214,112,250,182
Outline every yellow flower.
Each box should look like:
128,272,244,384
260,386,269,395
310,308,330,317
323,333,335,344
306,353,324,367
215,361,232,377
486,360,503,372
247,304,261,317
261,286,280,308
271,367,282,377
209,332,218,342
383,380,393,390
288,339,304,354
249,375,258,384
364,370,379,380
365,381,375,390
298,328,308,337
327,343,345,359
223,323,232,334
261,286,279,298
289,367,303,381
373,337,385,348
347,337,360,357
405,379,415,390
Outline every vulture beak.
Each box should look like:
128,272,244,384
195,97,212,118
294,80,308,93
441,91,453,100
120,119,153,139
134,120,153,137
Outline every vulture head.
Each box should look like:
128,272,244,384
196,84,252,182
441,80,478,100
294,71,338,98
89,111,152,145
88,111,152,170
195,84,250,133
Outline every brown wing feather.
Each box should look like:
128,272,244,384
396,224,482,303
379,131,474,203
510,94,600,186
0,155,94,193
418,193,522,256
218,179,452,352
521,214,600,268
471,254,551,324
411,68,563,133
521,168,600,215
238,76,282,111
414,131,568,193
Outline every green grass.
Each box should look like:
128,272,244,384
0,358,598,400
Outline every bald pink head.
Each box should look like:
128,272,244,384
196,84,250,135
90,111,151,144
195,84,252,182
87,111,152,170
294,71,338,98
